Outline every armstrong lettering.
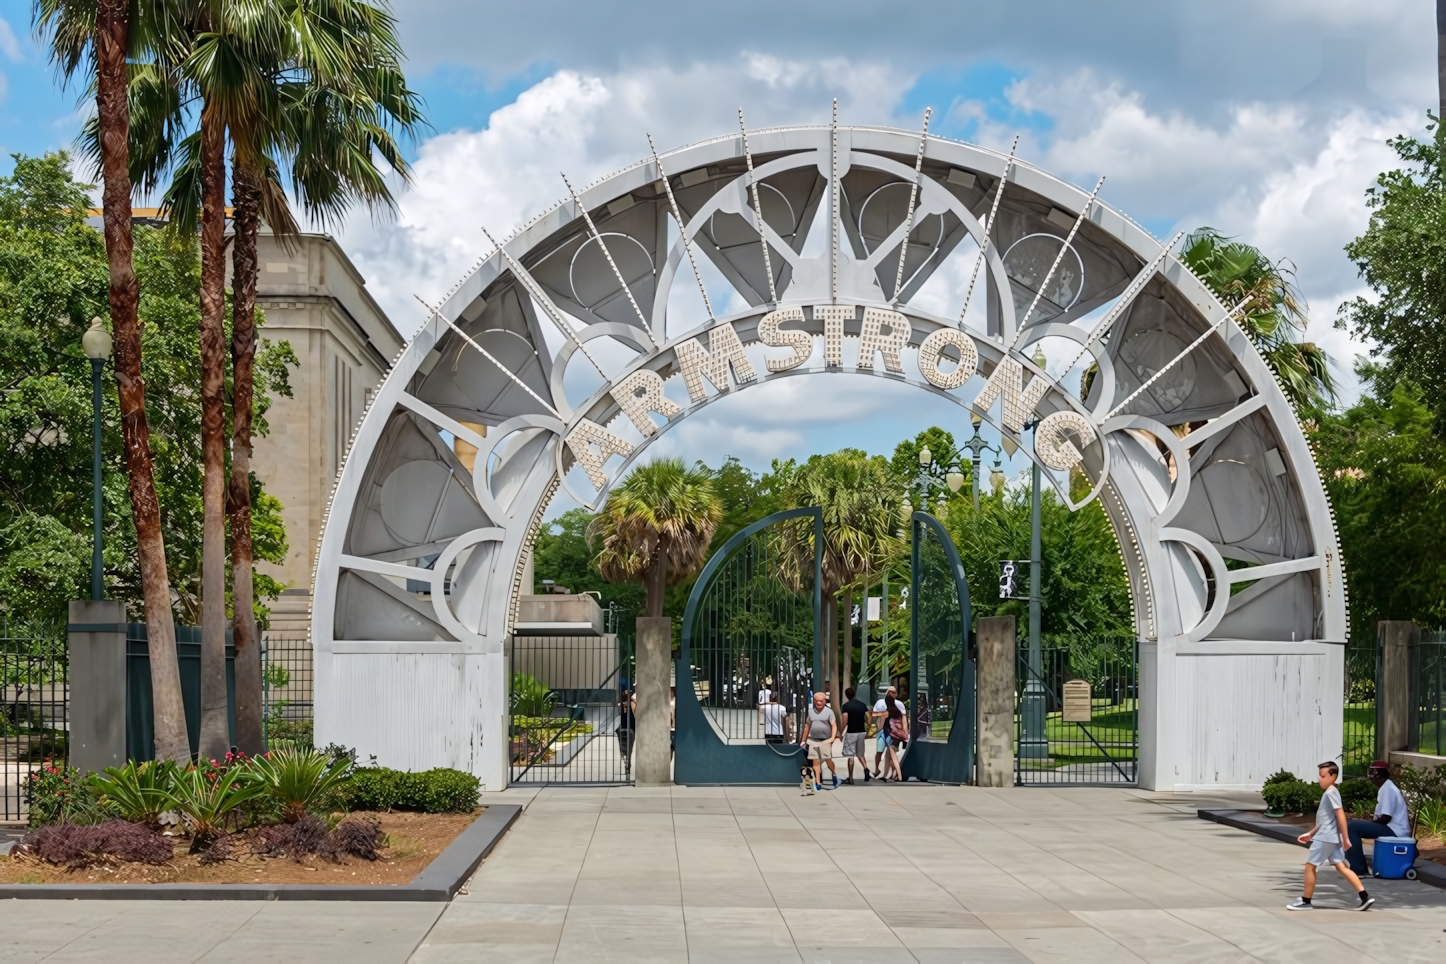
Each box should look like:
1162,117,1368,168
565,304,1100,493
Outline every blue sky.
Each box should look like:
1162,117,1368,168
1,0,1434,502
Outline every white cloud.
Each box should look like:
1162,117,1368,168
337,58,912,334
957,69,1412,400
0,19,22,63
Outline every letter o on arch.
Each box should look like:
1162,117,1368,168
918,328,979,390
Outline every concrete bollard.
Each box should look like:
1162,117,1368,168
1380,620,1419,754
68,599,128,774
635,616,673,786
976,616,1016,788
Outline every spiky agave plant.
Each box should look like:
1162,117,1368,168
251,748,354,824
86,760,178,829
169,765,267,849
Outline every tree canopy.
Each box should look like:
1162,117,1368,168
0,153,293,626
1339,118,1446,425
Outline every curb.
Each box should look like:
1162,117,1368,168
1197,809,1446,890
0,804,521,901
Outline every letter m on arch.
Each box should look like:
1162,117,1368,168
674,324,757,403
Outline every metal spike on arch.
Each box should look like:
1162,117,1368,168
312,108,1346,793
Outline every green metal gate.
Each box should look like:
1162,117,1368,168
900,511,975,784
675,508,822,784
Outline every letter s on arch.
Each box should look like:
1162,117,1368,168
758,306,810,372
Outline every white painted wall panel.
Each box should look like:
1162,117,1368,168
315,651,507,791
1174,647,1343,789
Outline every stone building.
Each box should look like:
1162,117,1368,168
246,230,405,635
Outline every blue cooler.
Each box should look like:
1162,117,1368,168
1372,837,1418,879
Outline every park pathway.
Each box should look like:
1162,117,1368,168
1,785,1443,962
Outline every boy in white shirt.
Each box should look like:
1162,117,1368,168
1287,761,1375,911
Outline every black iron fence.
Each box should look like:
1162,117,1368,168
1415,632,1445,756
262,634,313,750
508,634,633,785
1343,636,1378,776
0,622,67,822
1016,636,1138,786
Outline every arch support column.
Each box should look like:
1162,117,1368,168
635,616,673,786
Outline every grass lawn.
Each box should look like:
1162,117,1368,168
1342,701,1376,775
1016,699,1137,770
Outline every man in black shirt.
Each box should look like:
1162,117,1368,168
839,687,871,784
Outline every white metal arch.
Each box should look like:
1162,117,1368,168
313,122,1345,792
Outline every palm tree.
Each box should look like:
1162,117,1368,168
35,0,192,761
1179,228,1335,410
782,450,901,707
589,459,723,618
224,0,420,753
118,0,421,753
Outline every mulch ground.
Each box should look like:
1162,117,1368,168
1259,811,1445,866
0,810,479,886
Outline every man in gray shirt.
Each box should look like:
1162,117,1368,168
799,691,839,791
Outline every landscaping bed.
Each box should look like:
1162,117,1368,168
0,748,499,897
0,809,478,886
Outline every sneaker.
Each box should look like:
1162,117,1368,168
1285,899,1313,911
1357,895,1375,912
833,775,840,789
815,783,823,792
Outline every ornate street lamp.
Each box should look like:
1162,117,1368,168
82,318,112,600
959,413,1001,511
1019,344,1050,760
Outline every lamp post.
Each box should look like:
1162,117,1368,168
958,413,1000,511
82,318,112,601
911,442,968,514
1019,345,1050,760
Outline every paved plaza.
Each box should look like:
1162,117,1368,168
1,784,1443,962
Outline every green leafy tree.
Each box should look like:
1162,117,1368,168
1338,118,1446,424
1310,375,1446,631
943,483,1133,634
531,507,645,617
0,153,293,632
781,449,903,706
589,458,723,618
1180,227,1334,410
891,426,972,510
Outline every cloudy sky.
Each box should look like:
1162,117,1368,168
0,0,1435,501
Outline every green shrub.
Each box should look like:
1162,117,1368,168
267,717,314,750
1263,769,1299,787
1338,777,1376,816
1262,775,1322,815
86,761,178,828
27,764,109,827
1394,762,1446,836
344,767,480,813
